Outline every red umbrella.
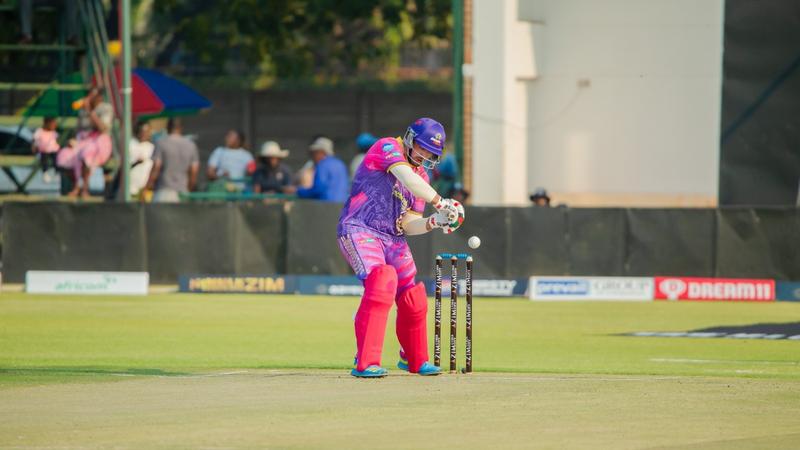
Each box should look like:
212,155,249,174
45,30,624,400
111,67,212,117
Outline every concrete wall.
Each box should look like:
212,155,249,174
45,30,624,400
472,0,724,206
471,0,535,206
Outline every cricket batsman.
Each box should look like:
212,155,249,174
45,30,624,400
338,117,465,378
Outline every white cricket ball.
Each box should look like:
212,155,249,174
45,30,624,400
468,236,481,249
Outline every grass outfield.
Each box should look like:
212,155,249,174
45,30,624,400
1,293,799,448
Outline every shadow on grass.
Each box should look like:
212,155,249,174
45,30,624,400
0,367,192,377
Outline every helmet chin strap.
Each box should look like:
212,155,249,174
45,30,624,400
406,146,439,169
405,146,421,167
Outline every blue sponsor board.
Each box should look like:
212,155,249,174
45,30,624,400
297,276,364,296
776,282,800,302
179,274,362,296
421,278,527,297
535,279,590,296
180,274,526,297
179,275,296,294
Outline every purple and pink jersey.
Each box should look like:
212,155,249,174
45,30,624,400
338,137,428,237
337,137,429,290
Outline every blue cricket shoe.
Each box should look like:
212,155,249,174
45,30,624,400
351,356,388,378
350,365,388,378
397,352,442,376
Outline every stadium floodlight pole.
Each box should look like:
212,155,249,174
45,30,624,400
121,0,132,202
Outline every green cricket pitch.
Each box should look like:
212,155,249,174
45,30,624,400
1,293,799,449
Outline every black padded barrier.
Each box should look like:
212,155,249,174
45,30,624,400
144,203,238,283
2,202,146,283
429,206,509,278
236,203,287,274
715,208,800,279
626,209,716,277
285,200,350,276
567,208,626,276
406,232,434,280
2,203,799,283
507,207,569,277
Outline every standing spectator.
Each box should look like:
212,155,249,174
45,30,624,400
144,118,199,203
294,134,323,189
32,116,60,183
18,0,78,44
102,120,154,200
68,87,113,198
206,129,253,191
252,141,292,194
350,132,377,179
295,159,315,189
284,136,348,202
128,121,154,196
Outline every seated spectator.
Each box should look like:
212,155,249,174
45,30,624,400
18,0,78,45
32,116,60,183
207,129,253,191
128,120,154,196
350,132,377,179
68,87,113,198
530,188,551,207
252,141,292,194
284,136,348,202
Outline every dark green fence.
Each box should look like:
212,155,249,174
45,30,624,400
1,202,798,283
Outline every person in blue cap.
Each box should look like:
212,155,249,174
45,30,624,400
350,132,378,179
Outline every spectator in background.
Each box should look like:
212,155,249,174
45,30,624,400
429,152,459,198
144,118,199,203
128,121,154,197
252,141,292,194
452,183,470,204
284,136,348,202
530,188,551,207
32,116,60,183
18,0,78,44
350,132,377,179
103,120,154,200
294,134,322,189
68,87,113,198
207,129,253,190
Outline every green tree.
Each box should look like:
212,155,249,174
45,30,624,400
136,0,451,84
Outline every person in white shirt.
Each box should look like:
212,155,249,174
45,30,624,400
129,121,154,196
206,129,253,191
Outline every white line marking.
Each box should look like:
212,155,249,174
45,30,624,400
651,358,799,366
110,370,251,378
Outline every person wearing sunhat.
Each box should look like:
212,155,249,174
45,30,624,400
284,136,349,202
252,141,293,194
529,187,551,207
